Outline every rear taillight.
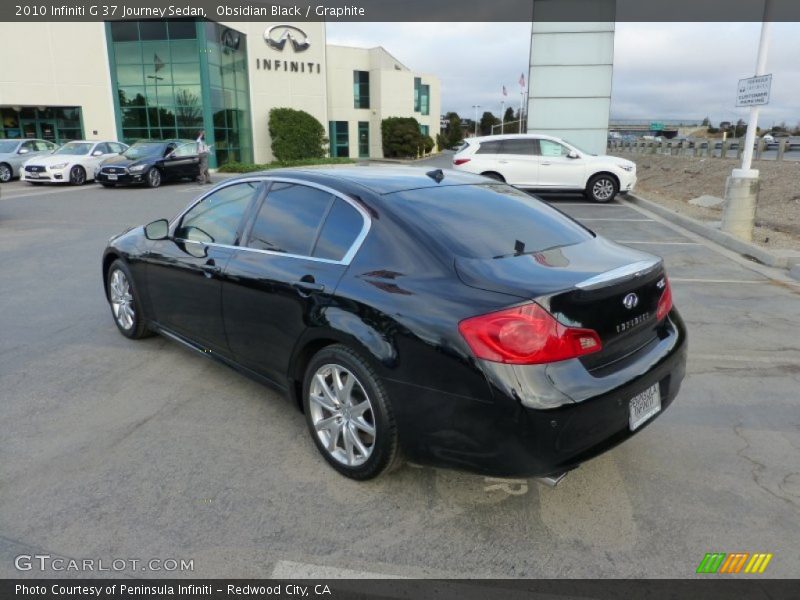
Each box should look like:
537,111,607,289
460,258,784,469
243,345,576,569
453,158,471,166
458,302,602,365
656,276,673,321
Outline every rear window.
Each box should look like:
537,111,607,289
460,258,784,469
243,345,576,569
392,184,592,259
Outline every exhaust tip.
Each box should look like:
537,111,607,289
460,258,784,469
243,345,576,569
534,472,568,488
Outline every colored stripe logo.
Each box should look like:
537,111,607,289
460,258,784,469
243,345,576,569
696,553,773,574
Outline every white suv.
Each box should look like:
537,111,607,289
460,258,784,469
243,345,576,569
452,134,636,203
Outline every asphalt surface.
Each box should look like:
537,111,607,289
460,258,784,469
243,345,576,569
1,163,799,579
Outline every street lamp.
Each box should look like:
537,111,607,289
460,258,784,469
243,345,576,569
472,104,480,137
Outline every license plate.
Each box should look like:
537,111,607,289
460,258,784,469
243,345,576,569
629,383,661,431
107,174,118,181
27,172,38,178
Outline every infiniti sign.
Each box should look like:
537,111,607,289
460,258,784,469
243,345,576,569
264,25,310,52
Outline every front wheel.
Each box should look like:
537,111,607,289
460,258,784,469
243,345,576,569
0,163,12,183
106,259,152,339
145,168,162,188
302,345,402,480
69,165,86,185
586,174,619,203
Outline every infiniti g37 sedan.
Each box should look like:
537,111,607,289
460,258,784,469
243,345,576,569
452,134,637,203
96,139,199,188
21,140,128,185
0,139,58,183
102,167,686,480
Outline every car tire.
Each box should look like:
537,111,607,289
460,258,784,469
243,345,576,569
480,171,505,182
0,163,12,183
145,168,162,188
586,174,619,203
302,344,402,480
106,259,153,340
69,165,86,186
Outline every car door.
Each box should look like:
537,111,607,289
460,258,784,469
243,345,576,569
496,138,538,186
164,143,199,180
86,142,110,173
222,181,367,384
536,139,587,189
144,181,264,353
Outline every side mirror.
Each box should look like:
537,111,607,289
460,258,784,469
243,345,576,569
567,150,579,159
144,219,170,241
18,148,29,155
92,150,103,156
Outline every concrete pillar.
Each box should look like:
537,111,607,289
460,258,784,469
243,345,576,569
708,139,716,158
721,170,760,241
693,141,702,157
777,138,787,161
756,138,765,159
737,139,745,159
721,140,729,159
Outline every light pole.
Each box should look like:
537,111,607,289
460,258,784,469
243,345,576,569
721,0,773,241
472,104,480,136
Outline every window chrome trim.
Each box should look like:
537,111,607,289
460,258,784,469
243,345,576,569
575,258,662,291
169,175,372,266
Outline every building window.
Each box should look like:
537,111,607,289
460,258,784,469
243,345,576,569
414,77,421,112
414,78,430,116
353,71,370,109
329,121,349,158
0,106,84,143
358,121,369,158
419,124,429,137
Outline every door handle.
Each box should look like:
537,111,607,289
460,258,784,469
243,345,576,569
202,259,221,278
293,280,325,296
498,160,509,164
541,162,552,166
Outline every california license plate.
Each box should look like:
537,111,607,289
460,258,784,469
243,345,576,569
629,383,661,431
107,174,118,181
27,172,38,178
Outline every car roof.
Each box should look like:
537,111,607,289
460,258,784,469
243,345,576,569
131,139,192,145
465,133,564,144
240,166,490,195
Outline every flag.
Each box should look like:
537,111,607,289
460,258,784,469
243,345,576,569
154,53,165,73
519,73,526,88
502,85,508,97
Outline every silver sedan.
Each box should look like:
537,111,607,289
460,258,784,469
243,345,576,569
0,139,58,182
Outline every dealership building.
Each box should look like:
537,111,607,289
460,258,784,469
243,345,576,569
0,21,440,165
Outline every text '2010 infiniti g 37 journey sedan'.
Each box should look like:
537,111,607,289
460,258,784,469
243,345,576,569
102,167,687,481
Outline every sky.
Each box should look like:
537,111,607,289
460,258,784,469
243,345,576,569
327,22,800,128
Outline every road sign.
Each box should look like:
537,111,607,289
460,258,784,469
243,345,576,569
649,122,664,131
736,74,772,107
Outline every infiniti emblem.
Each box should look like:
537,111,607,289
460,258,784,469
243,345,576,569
265,25,310,52
622,293,639,310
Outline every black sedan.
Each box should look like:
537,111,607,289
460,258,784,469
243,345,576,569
96,139,199,188
102,167,687,481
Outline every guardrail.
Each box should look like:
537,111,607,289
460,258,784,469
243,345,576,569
607,138,798,161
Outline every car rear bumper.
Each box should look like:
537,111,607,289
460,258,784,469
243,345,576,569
386,309,687,477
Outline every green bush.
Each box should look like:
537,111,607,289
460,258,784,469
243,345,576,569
217,158,355,173
423,135,435,154
381,117,427,158
268,107,327,161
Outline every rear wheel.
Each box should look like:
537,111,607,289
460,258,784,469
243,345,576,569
69,165,86,185
302,345,402,480
481,171,505,182
106,259,152,339
0,163,12,183
586,174,618,203
145,168,162,188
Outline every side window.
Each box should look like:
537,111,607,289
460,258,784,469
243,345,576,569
164,144,177,157
500,139,536,155
247,183,333,256
175,182,259,245
313,198,365,261
538,139,570,157
173,143,197,158
95,143,110,154
475,141,502,155
109,143,125,153
20,141,36,152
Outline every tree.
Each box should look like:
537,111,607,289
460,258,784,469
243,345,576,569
443,112,464,148
479,111,500,136
503,106,515,123
702,116,710,127
381,117,426,158
268,108,326,161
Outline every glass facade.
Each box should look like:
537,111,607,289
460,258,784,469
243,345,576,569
329,121,349,158
106,20,252,166
358,121,369,158
353,71,370,109
0,106,83,142
413,77,430,116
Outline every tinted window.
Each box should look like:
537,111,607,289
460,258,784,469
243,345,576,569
501,138,536,155
173,143,197,157
176,182,258,245
20,141,36,152
109,143,126,153
392,184,592,259
248,184,333,256
538,139,570,157
313,198,364,261
475,141,502,154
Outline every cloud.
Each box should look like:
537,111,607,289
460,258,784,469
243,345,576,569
326,21,800,127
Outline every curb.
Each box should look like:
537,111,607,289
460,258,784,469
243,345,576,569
626,192,800,272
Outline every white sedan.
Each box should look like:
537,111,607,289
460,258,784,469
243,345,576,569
452,133,636,203
21,140,128,185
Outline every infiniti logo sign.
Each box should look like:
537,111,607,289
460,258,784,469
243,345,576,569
623,293,639,310
264,25,310,52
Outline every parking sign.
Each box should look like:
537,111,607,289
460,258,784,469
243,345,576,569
736,74,772,107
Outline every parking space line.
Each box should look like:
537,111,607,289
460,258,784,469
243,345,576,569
546,202,628,207
691,353,799,364
579,218,654,222
1,187,93,200
615,240,701,245
670,278,766,284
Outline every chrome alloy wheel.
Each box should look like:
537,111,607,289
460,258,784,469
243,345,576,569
109,269,135,330
69,166,85,185
592,178,615,201
148,168,161,187
309,364,376,467
0,164,11,182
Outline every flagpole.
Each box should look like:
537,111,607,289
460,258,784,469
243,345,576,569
500,100,505,134
519,90,524,134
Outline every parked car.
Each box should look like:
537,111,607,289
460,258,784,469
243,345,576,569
0,139,58,183
102,167,687,481
452,134,637,203
20,140,128,185
95,139,199,188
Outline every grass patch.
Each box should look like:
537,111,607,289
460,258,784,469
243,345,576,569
217,158,356,173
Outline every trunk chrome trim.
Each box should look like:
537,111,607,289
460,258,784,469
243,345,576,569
575,258,661,291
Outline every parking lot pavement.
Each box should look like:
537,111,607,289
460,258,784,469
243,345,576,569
1,172,799,579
